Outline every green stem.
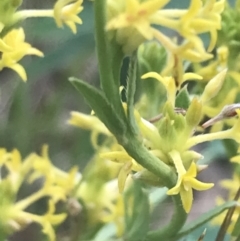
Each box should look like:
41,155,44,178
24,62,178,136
12,9,53,24
186,129,232,149
93,3,187,239
111,40,124,88
94,0,125,119
122,133,176,188
146,195,187,241
15,9,53,19
127,52,139,135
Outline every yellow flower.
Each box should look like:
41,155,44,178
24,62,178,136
0,28,43,81
152,0,225,52
100,150,142,192
29,145,80,199
200,68,227,104
196,46,229,81
181,0,224,52
35,200,67,241
141,71,202,105
153,29,213,64
70,104,214,212
1,149,41,192
100,192,125,237
54,0,83,34
68,111,111,148
106,0,224,56
167,150,214,213
106,0,169,40
0,147,76,241
68,111,110,135
14,200,67,241
106,0,170,53
0,38,12,52
231,148,240,164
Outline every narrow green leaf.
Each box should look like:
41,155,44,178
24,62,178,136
232,214,240,237
197,228,206,241
126,53,139,135
94,0,125,120
175,86,190,109
94,0,113,96
124,182,150,241
70,77,126,136
174,201,238,240
216,187,240,241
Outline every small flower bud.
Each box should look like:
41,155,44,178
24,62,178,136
186,98,203,128
138,41,167,75
158,115,177,151
201,69,227,104
182,150,204,169
0,0,22,27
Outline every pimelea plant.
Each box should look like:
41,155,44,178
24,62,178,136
0,0,239,241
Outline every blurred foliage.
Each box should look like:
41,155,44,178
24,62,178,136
0,0,96,169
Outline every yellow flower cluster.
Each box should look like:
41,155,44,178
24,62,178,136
0,28,43,81
69,97,216,213
54,0,83,34
106,0,225,59
0,0,83,81
0,146,79,241
67,0,237,216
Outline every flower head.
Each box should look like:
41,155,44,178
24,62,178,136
106,0,224,56
54,0,83,34
0,147,78,241
167,150,214,213
0,28,43,81
107,0,169,40
68,111,111,148
106,0,170,53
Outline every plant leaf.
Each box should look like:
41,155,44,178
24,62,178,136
94,0,126,121
126,52,139,135
173,201,238,240
175,86,190,109
70,77,126,137
124,182,150,241
232,214,240,237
